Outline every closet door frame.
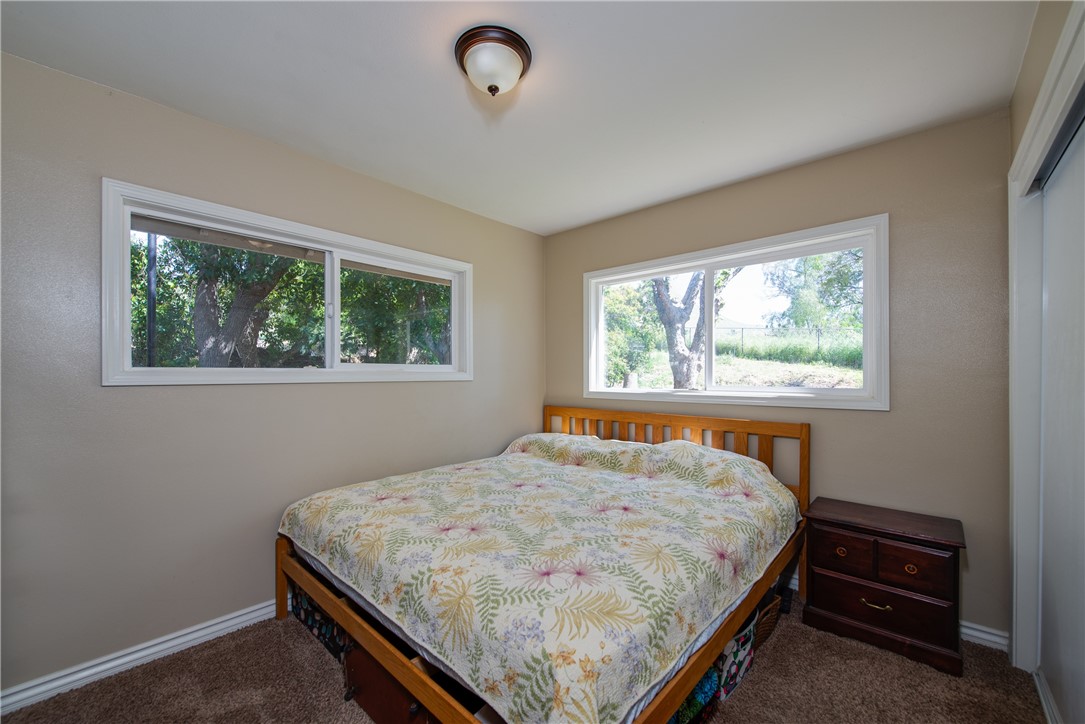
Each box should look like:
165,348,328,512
1006,3,1084,675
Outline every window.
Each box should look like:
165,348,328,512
585,215,888,410
103,179,472,385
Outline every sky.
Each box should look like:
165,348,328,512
663,265,789,329
716,264,789,327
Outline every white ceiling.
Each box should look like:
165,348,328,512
2,2,1037,236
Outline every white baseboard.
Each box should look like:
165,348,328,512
0,599,278,715
1034,668,1064,724
960,620,1010,651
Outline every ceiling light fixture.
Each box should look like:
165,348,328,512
455,25,532,97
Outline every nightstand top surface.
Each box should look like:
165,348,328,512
806,497,965,548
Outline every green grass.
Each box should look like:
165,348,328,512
615,339,863,391
714,329,862,369
712,355,862,388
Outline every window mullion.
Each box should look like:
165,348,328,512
595,280,608,390
598,281,607,388
703,267,715,391
327,251,340,369
449,273,460,371
121,209,135,372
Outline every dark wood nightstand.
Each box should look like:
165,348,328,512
802,497,966,675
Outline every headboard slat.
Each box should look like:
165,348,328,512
756,435,774,471
734,431,749,457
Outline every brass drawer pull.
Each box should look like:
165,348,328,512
835,546,848,558
904,563,918,575
860,597,893,612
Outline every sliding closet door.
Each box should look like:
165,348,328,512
1039,122,1084,724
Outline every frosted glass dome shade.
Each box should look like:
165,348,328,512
464,41,524,96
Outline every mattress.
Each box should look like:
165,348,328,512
280,433,800,723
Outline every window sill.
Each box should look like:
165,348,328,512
584,387,889,411
103,367,473,386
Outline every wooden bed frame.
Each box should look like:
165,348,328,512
275,406,810,723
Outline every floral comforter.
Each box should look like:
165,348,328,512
280,433,800,723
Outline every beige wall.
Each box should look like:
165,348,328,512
1011,1,1074,156
0,55,545,688
545,110,1012,631
0,44,1021,689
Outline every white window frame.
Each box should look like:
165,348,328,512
102,178,472,385
585,214,889,410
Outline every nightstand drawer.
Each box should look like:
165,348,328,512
877,538,954,598
809,524,874,578
810,569,956,650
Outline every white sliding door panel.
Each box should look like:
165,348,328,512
1039,124,1085,724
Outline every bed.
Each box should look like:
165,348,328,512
275,406,810,723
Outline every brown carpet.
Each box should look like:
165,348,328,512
715,605,1043,724
6,604,1043,723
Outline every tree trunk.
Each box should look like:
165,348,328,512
234,306,271,367
193,255,294,367
194,276,226,367
651,273,705,389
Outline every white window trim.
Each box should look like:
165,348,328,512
102,178,473,385
584,214,889,410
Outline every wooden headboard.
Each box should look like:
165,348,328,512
543,405,810,511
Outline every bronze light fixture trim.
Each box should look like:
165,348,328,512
455,25,532,97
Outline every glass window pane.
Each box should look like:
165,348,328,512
129,230,326,368
339,266,451,365
108,184,474,385
602,272,705,390
713,248,863,389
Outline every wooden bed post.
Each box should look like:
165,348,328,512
275,536,290,620
798,422,811,601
